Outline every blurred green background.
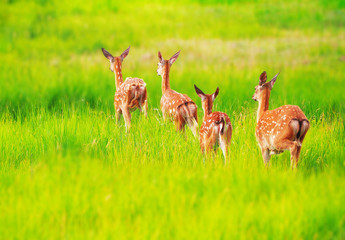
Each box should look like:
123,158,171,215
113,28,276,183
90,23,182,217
0,0,344,239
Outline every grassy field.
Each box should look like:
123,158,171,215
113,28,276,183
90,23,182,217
1,0,345,239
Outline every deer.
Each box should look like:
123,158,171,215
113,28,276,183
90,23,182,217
252,71,310,169
194,85,232,164
157,50,198,136
102,46,148,130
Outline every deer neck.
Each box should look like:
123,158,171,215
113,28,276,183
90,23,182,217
202,99,213,122
161,63,170,94
257,88,270,122
113,59,123,89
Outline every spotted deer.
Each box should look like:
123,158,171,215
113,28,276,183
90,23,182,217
252,71,310,168
157,51,198,136
194,85,232,163
102,47,148,130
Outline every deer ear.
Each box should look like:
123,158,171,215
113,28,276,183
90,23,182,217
259,71,267,85
194,84,206,100
102,48,114,61
120,46,130,61
269,72,280,89
169,50,180,65
212,87,219,100
158,51,163,62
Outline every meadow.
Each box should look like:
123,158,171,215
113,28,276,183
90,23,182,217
0,0,345,239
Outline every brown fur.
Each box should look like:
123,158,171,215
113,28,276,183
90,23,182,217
253,71,310,168
157,51,198,136
195,85,232,163
102,47,148,130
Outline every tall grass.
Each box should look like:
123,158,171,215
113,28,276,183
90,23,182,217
0,0,344,239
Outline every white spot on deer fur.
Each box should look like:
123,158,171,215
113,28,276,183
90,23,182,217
270,135,276,143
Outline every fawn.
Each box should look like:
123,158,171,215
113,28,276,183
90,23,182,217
252,71,310,168
102,47,148,130
194,85,232,163
157,50,198,136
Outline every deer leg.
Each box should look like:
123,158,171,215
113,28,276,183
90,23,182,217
293,145,302,168
138,89,148,118
293,120,309,168
115,110,122,124
204,134,217,163
177,122,186,132
205,140,215,153
220,142,228,165
161,108,167,121
122,107,131,131
114,103,122,124
199,135,204,151
290,142,299,169
274,139,298,169
176,116,185,132
142,99,148,118
219,135,228,165
261,148,270,167
142,88,148,118
199,139,206,164
291,119,309,168
187,117,198,137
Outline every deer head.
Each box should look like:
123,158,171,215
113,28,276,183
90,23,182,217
157,50,181,93
102,46,130,88
157,50,180,76
102,46,130,73
194,85,219,118
252,71,280,102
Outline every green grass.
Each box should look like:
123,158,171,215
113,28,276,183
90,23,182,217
0,0,345,239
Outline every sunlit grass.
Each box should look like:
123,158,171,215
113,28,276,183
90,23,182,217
0,0,344,239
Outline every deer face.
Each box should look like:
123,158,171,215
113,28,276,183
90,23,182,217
252,71,280,101
252,85,264,102
156,59,166,76
194,85,219,115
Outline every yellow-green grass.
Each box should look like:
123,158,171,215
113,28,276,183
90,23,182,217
0,0,344,239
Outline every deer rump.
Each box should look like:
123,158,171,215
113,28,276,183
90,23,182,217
123,78,147,110
204,114,231,140
217,116,229,135
199,113,232,156
176,101,198,124
289,118,310,143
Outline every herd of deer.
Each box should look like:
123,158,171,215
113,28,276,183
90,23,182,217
102,47,310,168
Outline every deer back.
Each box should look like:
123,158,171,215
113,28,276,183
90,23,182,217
256,105,308,146
161,89,197,120
115,77,147,110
